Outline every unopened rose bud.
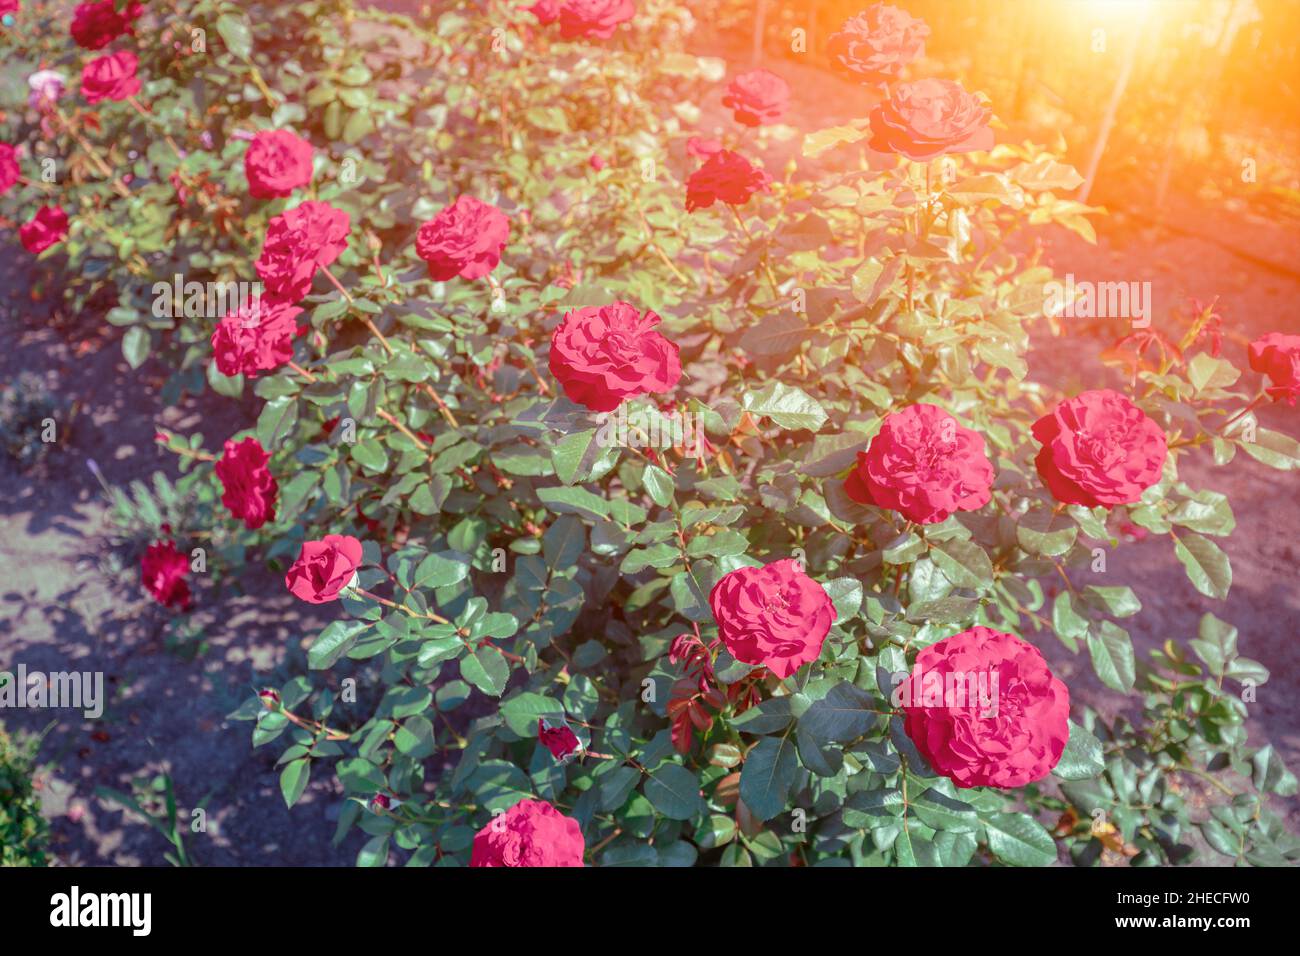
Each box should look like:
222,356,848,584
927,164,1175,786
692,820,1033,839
369,793,401,812
259,689,281,710
537,718,582,762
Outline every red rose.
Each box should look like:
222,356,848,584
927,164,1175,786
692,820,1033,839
845,403,993,524
549,301,681,412
284,534,363,604
1032,389,1167,508
708,559,836,679
538,719,581,761
0,144,19,196
210,298,303,378
868,78,993,161
899,626,1069,788
826,4,930,85
414,196,509,282
215,437,278,530
70,0,143,50
244,129,314,200
0,0,19,15
141,540,192,611
684,149,771,213
557,0,634,40
470,799,585,867
721,69,790,127
19,205,69,254
524,0,560,23
255,201,351,302
1248,332,1300,405
81,50,141,105
588,153,606,171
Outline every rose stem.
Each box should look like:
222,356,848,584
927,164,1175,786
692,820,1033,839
321,265,394,356
287,360,317,383
377,407,428,450
420,382,461,430
52,104,131,198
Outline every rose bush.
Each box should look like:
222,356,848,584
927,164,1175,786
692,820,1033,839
3,0,1298,868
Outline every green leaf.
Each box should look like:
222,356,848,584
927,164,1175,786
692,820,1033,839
739,735,798,822
1081,585,1141,618
122,326,150,369
256,396,299,451
460,647,509,697
216,13,253,60
802,124,868,158
552,429,597,485
642,465,674,507
499,692,564,736
536,485,611,520
1237,427,1300,470
1053,721,1105,780
1189,612,1237,677
1187,353,1240,393
910,788,978,833
412,551,470,589
731,696,796,735
1173,532,1232,599
1016,511,1078,556
798,682,881,743
543,515,586,569
983,812,1056,866
1087,620,1136,692
929,538,994,590
643,764,705,820
742,382,827,431
308,621,367,670
279,758,310,808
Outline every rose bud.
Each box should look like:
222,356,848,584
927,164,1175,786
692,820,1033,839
537,718,582,761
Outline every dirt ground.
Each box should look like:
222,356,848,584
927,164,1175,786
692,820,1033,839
1,6,1296,865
